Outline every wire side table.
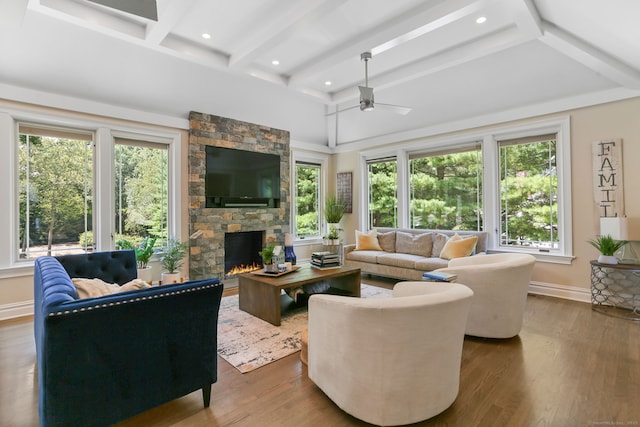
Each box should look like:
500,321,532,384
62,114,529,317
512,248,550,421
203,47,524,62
590,260,640,320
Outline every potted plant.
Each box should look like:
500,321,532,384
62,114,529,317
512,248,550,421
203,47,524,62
324,195,345,244
588,234,628,265
116,237,157,282
160,238,188,283
259,243,277,273
324,194,345,224
323,224,342,245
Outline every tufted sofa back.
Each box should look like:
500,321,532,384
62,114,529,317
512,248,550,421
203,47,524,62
55,250,137,285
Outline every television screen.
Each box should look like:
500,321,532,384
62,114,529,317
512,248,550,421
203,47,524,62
205,146,280,207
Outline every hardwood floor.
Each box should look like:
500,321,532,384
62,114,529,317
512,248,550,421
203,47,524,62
2,280,639,427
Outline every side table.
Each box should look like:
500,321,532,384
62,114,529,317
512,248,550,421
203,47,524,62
590,260,640,320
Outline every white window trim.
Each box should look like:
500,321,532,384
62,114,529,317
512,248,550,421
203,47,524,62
485,116,573,264
0,108,182,275
291,149,328,244
359,116,573,264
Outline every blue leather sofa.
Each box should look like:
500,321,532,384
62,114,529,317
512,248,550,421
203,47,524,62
34,250,224,427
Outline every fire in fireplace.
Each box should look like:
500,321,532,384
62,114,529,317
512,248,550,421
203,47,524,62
224,231,264,277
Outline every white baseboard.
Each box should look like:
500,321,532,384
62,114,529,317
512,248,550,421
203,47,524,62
528,281,591,304
0,300,33,321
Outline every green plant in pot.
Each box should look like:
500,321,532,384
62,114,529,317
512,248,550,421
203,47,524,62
324,194,346,224
324,224,342,245
116,237,157,282
259,243,277,273
116,237,157,269
324,194,345,243
588,234,628,265
160,238,188,283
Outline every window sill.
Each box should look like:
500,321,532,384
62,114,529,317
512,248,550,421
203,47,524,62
486,248,574,265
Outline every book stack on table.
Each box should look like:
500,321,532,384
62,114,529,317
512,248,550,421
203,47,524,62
311,251,341,269
422,271,457,282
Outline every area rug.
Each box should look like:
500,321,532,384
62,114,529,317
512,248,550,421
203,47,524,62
217,283,392,373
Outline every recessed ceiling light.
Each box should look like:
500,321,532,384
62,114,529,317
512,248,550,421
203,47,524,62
476,16,487,24
325,81,332,86
272,60,280,66
201,33,211,39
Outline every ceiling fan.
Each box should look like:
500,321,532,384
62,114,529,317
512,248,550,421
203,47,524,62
327,52,412,116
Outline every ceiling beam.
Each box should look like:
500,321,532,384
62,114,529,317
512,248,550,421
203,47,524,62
288,0,498,89
509,0,542,38
330,24,525,104
145,0,198,45
228,0,348,70
540,22,640,90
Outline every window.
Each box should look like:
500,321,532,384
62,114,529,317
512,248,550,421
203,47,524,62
4,113,182,267
367,158,398,229
498,134,558,250
360,117,571,261
18,124,94,259
295,162,321,238
114,139,169,247
409,144,482,230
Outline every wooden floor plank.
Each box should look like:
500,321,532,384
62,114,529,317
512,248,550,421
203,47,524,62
2,282,639,427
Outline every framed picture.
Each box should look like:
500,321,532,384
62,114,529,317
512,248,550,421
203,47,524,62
337,172,352,213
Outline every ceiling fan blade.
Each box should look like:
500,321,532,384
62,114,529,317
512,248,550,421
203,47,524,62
325,105,359,116
376,103,412,115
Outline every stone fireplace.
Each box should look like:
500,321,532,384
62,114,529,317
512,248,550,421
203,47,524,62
188,112,290,281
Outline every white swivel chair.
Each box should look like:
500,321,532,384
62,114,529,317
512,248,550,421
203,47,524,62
307,282,473,426
436,253,536,339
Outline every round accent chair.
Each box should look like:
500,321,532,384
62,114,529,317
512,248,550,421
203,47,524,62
436,253,536,339
307,281,473,426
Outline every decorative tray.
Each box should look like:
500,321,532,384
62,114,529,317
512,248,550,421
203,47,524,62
250,265,301,277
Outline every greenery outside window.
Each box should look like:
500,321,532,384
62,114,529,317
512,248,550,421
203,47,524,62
18,124,94,259
367,158,398,229
114,139,169,248
498,134,558,250
295,161,321,238
409,144,482,230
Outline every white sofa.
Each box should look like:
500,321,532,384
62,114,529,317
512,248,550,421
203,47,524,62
343,227,488,281
436,253,536,338
308,281,474,426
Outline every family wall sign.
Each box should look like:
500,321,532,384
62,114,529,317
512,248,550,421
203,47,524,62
592,139,624,218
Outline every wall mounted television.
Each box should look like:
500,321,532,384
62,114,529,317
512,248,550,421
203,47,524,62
205,146,281,208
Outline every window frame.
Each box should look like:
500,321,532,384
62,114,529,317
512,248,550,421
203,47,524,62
0,109,182,273
485,117,572,263
291,150,328,243
359,116,572,264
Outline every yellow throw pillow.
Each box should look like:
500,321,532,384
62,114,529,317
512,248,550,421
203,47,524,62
439,234,478,260
355,229,383,251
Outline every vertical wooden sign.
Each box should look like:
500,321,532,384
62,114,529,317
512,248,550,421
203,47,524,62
592,139,624,218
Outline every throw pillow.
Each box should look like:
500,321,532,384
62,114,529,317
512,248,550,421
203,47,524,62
355,229,383,251
396,231,433,257
72,277,150,299
376,230,396,252
432,233,450,258
440,234,479,260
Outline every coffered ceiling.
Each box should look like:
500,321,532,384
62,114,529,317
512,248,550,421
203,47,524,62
1,0,639,149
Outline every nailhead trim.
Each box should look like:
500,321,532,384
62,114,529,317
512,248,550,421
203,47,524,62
48,283,216,317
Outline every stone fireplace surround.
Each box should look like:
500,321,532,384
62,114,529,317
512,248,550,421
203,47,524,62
188,111,290,281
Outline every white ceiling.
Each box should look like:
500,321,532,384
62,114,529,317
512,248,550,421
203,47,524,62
1,0,639,149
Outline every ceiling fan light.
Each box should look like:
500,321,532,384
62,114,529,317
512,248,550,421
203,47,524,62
360,101,374,111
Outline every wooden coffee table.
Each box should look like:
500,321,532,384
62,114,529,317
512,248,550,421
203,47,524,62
238,264,361,326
